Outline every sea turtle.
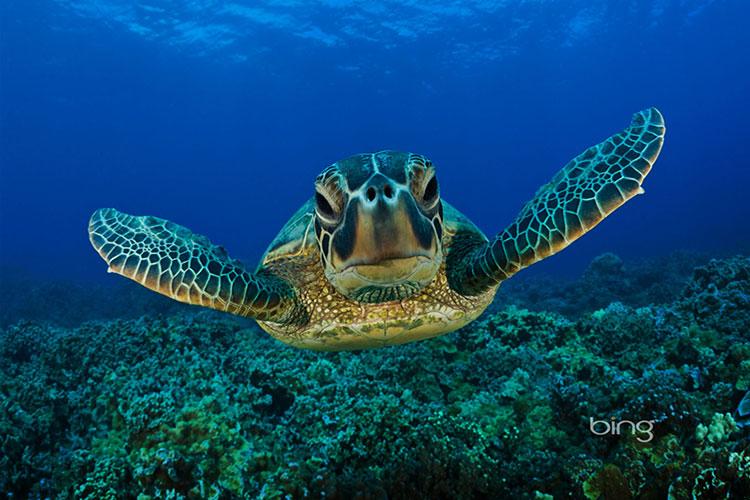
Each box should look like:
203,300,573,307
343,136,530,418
89,108,665,350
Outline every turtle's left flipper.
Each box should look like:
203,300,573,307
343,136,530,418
448,107,665,295
88,208,306,324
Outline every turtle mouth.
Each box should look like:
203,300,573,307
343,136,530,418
342,255,433,283
328,254,440,303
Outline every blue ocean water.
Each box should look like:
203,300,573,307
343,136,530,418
3,3,750,498
1,0,748,286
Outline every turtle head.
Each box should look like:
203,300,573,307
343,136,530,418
313,151,443,303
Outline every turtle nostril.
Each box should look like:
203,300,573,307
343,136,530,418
366,187,376,201
384,184,394,199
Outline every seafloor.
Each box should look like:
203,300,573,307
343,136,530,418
1,253,749,498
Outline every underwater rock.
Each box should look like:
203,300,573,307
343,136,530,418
679,256,750,335
494,250,711,318
0,268,191,328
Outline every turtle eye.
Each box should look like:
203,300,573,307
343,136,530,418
315,190,339,220
422,176,439,204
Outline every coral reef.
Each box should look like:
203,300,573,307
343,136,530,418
1,254,749,498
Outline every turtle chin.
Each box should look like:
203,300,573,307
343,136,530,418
328,255,440,303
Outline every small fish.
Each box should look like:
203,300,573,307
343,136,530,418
736,390,750,427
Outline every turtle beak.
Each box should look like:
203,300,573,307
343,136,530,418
330,174,437,282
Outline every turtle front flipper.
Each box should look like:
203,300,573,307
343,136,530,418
448,107,665,295
88,208,306,324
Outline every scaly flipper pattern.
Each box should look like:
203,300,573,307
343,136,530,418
88,208,304,323
449,107,666,295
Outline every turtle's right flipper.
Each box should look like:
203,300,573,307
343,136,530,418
88,208,305,324
448,107,665,295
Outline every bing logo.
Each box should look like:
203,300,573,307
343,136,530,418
589,417,655,443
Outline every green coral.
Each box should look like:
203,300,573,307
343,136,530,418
695,413,737,445
583,464,631,500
